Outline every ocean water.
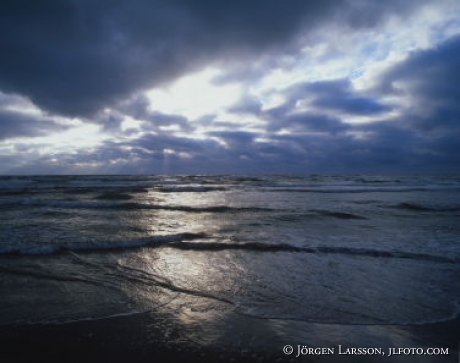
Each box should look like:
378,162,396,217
0,174,459,332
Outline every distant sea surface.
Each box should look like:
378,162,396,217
1,174,459,360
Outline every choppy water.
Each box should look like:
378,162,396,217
0,174,459,328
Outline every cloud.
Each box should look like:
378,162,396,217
312,96,392,115
0,109,68,140
5,112,459,175
286,79,393,115
369,33,460,168
280,113,350,134
228,93,263,115
1,1,458,175
378,34,460,129
0,0,433,117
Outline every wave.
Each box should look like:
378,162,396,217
0,186,150,198
8,199,274,213
154,186,226,193
396,202,460,212
316,210,367,220
0,232,208,255
51,186,150,194
356,178,401,184
160,242,459,263
2,237,458,264
66,187,149,194
275,211,367,221
0,252,234,309
94,193,134,200
264,187,434,193
0,189,36,197
59,187,99,194
101,202,273,213
147,204,270,213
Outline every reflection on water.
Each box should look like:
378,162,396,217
0,174,459,360
140,190,227,237
1,232,459,329
112,244,241,347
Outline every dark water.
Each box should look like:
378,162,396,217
0,174,459,332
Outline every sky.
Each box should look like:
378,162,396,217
0,0,460,174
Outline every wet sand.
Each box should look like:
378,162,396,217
0,310,458,363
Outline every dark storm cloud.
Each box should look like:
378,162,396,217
2,0,458,174
227,79,393,132
312,96,392,115
280,113,350,134
341,0,428,29
8,112,459,175
287,79,392,115
98,111,124,132
8,26,460,175
57,132,230,174
0,109,68,140
369,33,460,169
216,31,460,173
116,95,152,121
378,34,460,132
0,0,432,117
287,79,351,98
228,79,390,136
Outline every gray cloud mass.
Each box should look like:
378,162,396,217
0,0,433,117
0,109,68,140
0,0,459,174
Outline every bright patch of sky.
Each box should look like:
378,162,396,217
23,123,102,151
134,1,460,130
146,68,242,120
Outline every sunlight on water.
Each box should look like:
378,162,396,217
140,189,229,236
0,175,459,327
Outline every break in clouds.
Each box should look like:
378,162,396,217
0,0,459,174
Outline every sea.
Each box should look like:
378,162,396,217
0,174,459,362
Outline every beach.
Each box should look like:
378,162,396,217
1,310,459,363
0,174,459,362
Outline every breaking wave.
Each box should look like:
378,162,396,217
396,202,460,212
1,237,457,264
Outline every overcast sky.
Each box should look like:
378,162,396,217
1,0,459,174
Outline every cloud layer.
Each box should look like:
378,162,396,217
0,0,434,116
0,0,459,174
